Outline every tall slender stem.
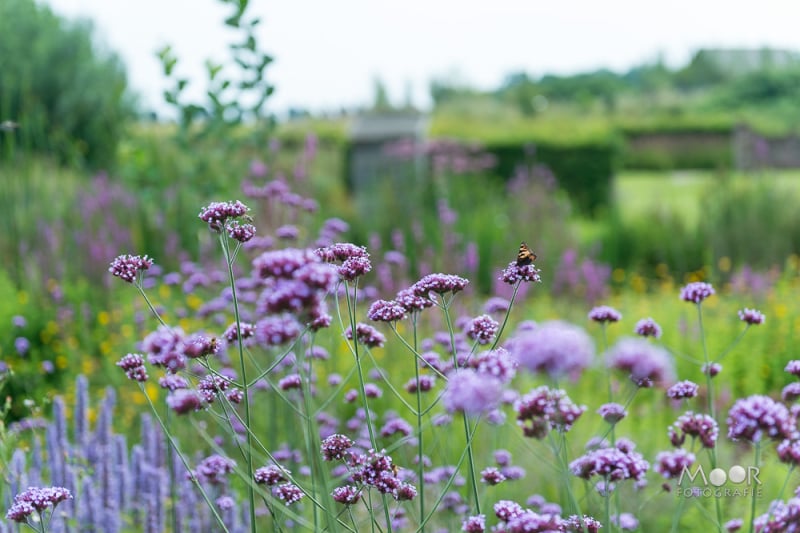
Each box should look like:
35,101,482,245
221,236,256,532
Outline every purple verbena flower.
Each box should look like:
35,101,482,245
680,281,715,304
405,375,436,393
462,514,486,532
227,221,256,243
116,353,148,382
778,439,800,466
598,402,627,424
724,518,743,532
224,322,256,342
345,323,386,348
783,383,800,402
331,485,361,505
634,317,662,338
515,386,586,439
199,200,249,230
669,411,719,448
5,486,72,522
738,308,765,325
611,513,639,531
500,261,542,285
484,297,510,314
667,380,699,400
273,483,304,505
315,243,369,262
654,449,696,479
109,254,154,283
442,369,503,416
507,320,594,380
166,389,204,415
569,446,649,484
727,395,797,443
412,273,470,298
702,362,722,377
367,299,407,322
395,287,435,312
588,305,622,323
321,434,354,461
467,314,499,345
254,465,289,486
786,360,800,377
480,467,506,485
158,374,189,391
192,454,236,485
470,347,518,384
606,337,675,388
255,316,302,347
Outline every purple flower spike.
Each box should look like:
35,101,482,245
588,305,622,323
680,281,715,303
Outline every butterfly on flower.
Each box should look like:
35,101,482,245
516,242,537,266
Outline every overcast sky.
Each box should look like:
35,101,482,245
41,0,800,115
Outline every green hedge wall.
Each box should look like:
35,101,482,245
485,141,620,215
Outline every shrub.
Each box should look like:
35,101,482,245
0,0,134,168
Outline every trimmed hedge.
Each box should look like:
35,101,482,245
485,140,620,215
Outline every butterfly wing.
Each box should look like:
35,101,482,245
516,242,537,266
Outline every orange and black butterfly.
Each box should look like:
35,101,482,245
516,242,537,266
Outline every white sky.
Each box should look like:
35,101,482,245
40,0,800,116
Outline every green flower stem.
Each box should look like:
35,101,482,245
343,280,393,533
489,280,521,350
441,298,481,517
696,302,723,533
220,235,257,533
749,441,761,533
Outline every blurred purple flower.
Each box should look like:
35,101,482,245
14,337,30,356
738,308,765,325
443,369,502,416
507,320,594,380
654,449,695,479
588,305,622,323
606,337,675,388
634,317,662,338
667,380,699,400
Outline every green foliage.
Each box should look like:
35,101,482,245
0,0,134,168
700,176,800,271
485,140,619,214
595,205,710,276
